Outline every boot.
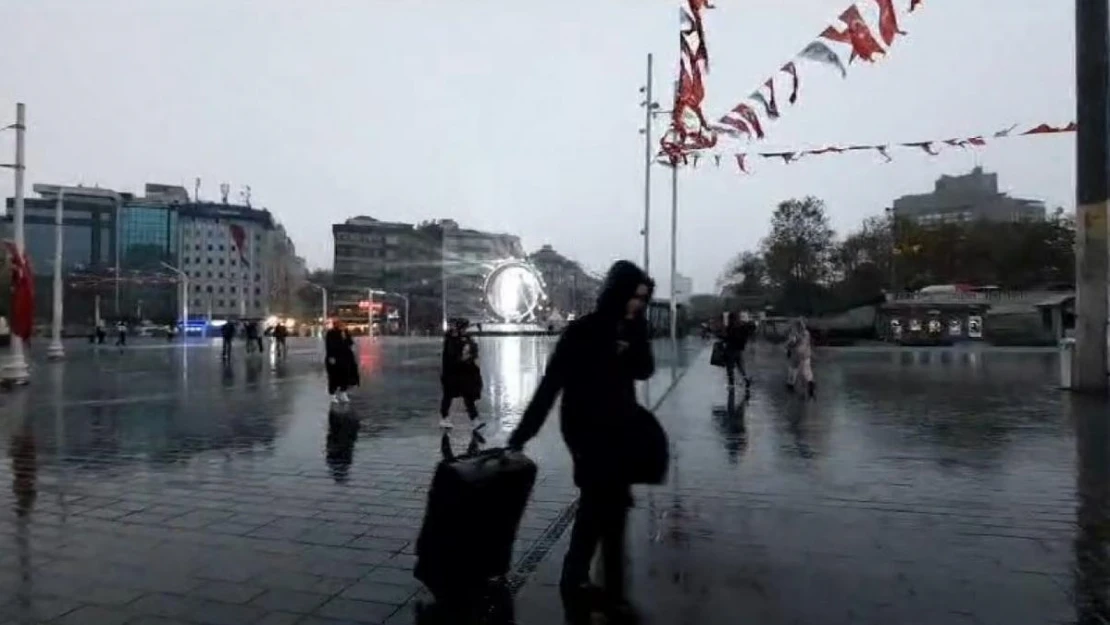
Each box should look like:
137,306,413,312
807,380,816,398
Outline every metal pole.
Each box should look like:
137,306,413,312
642,53,654,276
48,190,65,359
182,275,188,338
2,102,30,384
1075,0,1110,392
403,294,410,337
370,288,379,337
94,294,101,329
321,288,327,333
669,163,678,344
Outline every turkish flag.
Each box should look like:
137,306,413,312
4,242,34,341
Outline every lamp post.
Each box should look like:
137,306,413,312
159,262,188,338
47,189,65,360
367,288,374,336
307,282,327,337
1,102,29,384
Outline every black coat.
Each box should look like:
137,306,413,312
508,260,655,488
441,333,482,399
325,329,360,388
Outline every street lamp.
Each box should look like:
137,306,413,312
369,289,409,336
0,102,29,384
160,261,188,337
47,189,65,360
307,282,327,337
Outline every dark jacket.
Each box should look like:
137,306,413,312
325,328,360,388
441,332,482,398
721,321,754,353
508,260,655,488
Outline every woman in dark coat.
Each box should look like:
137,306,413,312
438,319,483,429
325,320,359,404
508,260,655,623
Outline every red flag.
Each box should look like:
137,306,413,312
735,154,749,173
764,79,779,118
874,0,907,46
822,6,886,63
4,242,34,342
732,104,765,139
782,62,799,104
229,224,250,267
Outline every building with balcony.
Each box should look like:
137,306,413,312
891,167,1046,225
331,216,444,333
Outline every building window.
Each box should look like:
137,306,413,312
207,258,213,264
218,272,224,279
207,245,213,251
193,299,201,307
207,271,213,278
230,299,236,308
230,286,236,293
218,244,224,251
206,286,213,293
217,299,224,307
218,287,224,294
254,287,261,295
218,259,224,265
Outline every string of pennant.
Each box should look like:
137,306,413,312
713,0,926,148
657,122,1076,173
660,0,717,160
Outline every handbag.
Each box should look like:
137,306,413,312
710,340,728,367
622,406,670,485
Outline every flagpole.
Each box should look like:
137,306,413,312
1,102,30,385
640,53,655,276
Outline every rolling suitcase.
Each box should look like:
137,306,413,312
414,440,538,604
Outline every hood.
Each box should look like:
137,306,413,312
596,260,654,318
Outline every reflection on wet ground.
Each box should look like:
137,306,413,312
517,345,1110,625
0,336,695,624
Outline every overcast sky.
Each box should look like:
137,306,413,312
0,0,1073,293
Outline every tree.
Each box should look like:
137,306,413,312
761,197,835,289
718,251,767,295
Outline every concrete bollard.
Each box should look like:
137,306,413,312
1060,337,1077,390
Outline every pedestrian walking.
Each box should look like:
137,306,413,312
244,321,258,354
115,321,127,347
508,260,657,625
274,323,288,358
325,320,359,404
220,320,236,361
438,319,484,430
785,317,815,398
719,312,755,388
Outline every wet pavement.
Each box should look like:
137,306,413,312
515,345,1110,624
0,336,696,625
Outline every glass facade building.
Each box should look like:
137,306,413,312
118,203,179,322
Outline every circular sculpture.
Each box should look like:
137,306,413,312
483,261,546,323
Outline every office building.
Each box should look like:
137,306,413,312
5,184,121,325
331,216,443,332
178,201,277,320
891,167,1046,225
331,216,534,332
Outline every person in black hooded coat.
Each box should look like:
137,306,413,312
508,260,655,622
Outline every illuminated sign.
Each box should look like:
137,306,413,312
357,301,384,311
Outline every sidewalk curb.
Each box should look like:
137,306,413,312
506,345,707,594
